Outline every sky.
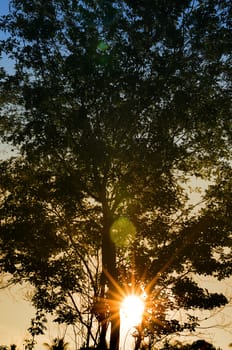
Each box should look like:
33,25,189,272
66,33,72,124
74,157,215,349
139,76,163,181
0,0,9,16
0,1,231,349
0,281,73,350
0,283,36,348
0,0,15,74
0,0,10,38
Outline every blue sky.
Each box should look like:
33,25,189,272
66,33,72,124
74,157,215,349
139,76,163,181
0,0,15,74
0,0,10,16
0,0,10,39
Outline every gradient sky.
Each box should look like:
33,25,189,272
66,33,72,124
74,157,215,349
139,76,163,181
0,1,231,349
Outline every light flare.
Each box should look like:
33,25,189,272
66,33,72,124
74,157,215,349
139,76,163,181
121,294,145,327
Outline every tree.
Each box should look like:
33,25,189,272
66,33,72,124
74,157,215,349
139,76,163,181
161,339,221,350
0,345,17,350
0,1,231,349
43,338,69,350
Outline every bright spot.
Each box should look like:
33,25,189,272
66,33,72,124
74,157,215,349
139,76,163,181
110,217,136,247
121,295,145,327
97,41,109,51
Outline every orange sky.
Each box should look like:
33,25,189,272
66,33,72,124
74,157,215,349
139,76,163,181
0,279,231,350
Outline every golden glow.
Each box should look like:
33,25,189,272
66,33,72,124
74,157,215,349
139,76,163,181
121,294,145,327
110,217,136,247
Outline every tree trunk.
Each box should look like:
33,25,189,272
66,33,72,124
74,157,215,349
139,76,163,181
101,210,120,350
106,240,120,350
99,320,108,349
134,330,142,350
109,311,120,350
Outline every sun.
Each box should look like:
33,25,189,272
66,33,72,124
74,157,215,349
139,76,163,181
120,294,145,328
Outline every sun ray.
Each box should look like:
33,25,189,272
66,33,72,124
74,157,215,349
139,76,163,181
103,267,126,299
97,254,177,347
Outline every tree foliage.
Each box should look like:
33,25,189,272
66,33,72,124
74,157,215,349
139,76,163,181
161,339,221,350
43,338,69,350
0,1,231,349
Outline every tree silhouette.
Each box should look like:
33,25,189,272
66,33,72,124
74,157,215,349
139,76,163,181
43,338,69,350
161,339,221,350
0,1,231,349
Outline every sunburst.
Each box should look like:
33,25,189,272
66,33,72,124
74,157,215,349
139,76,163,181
97,252,177,348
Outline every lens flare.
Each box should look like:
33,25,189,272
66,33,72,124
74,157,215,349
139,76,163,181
110,217,136,247
121,294,145,327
